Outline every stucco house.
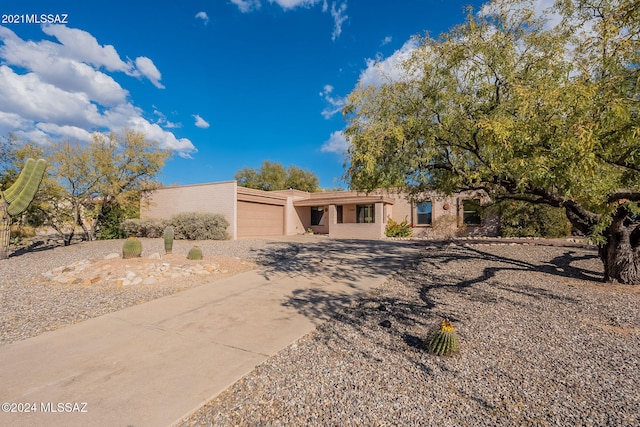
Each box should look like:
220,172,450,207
141,180,497,240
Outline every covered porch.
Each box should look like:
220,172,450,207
293,195,395,240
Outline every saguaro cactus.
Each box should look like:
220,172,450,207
0,158,47,259
163,225,174,254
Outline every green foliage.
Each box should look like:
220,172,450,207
96,204,127,240
0,130,169,243
426,320,459,356
122,237,142,259
171,212,229,240
235,161,319,192
385,217,412,238
163,225,174,254
344,0,640,280
187,245,203,260
496,201,572,238
121,218,167,238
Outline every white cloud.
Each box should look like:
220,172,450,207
41,25,133,73
195,11,210,24
358,39,419,87
0,26,129,106
231,0,262,13
321,130,349,154
381,36,392,46
330,2,348,41
135,56,165,89
269,0,321,10
320,84,346,119
0,26,196,157
193,114,210,129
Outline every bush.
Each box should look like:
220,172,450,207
123,212,230,240
498,201,571,238
385,217,412,238
96,205,127,240
171,212,229,240
121,218,167,238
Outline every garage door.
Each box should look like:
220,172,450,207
237,201,284,238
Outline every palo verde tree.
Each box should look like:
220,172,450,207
344,0,640,284
3,130,170,244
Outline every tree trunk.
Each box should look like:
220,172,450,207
599,207,640,285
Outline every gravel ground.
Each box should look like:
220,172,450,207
179,242,640,427
0,238,298,346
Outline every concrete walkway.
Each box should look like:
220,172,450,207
0,239,417,427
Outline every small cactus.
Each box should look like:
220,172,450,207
187,245,202,260
122,237,142,259
163,226,174,254
426,319,459,356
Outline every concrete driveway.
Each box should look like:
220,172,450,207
0,238,418,427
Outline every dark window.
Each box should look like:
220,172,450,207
416,201,432,225
336,205,343,224
463,199,482,225
311,206,325,226
356,204,375,223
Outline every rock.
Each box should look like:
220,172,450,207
379,319,392,328
148,253,161,259
104,253,120,260
125,271,136,280
142,277,157,285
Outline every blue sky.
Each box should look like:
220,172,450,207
0,0,487,189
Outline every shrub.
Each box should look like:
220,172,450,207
497,201,571,238
121,218,166,238
171,212,229,240
385,217,412,238
96,205,127,240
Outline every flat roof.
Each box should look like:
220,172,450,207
293,196,394,207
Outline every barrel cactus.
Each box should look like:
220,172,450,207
187,245,202,260
163,225,174,254
122,237,142,259
1,158,47,260
426,319,459,356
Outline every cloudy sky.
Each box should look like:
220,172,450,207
0,0,487,188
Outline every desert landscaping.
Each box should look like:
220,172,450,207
2,237,639,426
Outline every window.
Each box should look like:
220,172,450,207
311,206,325,226
336,205,343,224
416,201,432,225
356,204,375,223
463,199,482,225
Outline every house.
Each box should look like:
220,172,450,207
141,180,498,240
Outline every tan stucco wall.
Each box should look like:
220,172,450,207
142,181,237,239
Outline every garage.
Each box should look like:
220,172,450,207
237,200,285,238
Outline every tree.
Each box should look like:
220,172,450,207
235,161,319,192
3,130,170,244
344,0,640,284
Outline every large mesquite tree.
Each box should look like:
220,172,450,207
344,0,640,284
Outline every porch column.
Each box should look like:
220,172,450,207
375,202,385,239
328,204,337,237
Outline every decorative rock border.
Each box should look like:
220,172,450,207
40,252,226,287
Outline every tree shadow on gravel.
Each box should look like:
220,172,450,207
279,240,604,372
252,239,419,284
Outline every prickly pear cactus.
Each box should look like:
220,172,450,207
122,237,142,259
187,245,202,260
1,158,47,260
163,226,174,254
426,319,459,356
